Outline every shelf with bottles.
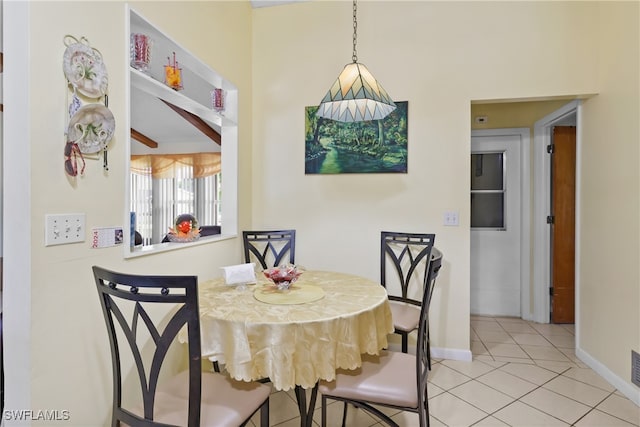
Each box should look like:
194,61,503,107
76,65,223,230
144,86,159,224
129,8,237,126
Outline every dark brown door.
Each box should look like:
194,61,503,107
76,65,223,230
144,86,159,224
551,126,576,323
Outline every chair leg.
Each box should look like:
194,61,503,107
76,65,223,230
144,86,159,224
427,329,432,370
259,399,269,427
401,332,408,353
341,402,349,427
321,396,328,427
212,361,221,372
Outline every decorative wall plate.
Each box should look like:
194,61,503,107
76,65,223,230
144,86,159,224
62,36,108,99
67,104,115,154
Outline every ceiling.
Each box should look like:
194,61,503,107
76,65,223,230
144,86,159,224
130,85,221,154
250,0,308,8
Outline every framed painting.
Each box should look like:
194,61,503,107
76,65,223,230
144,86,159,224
305,101,408,174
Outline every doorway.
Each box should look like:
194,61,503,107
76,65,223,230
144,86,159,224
532,101,579,324
470,128,530,317
469,100,579,323
550,126,577,323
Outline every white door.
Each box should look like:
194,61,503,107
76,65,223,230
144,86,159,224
471,130,524,317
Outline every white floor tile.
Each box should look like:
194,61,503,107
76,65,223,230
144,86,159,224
471,340,491,356
493,401,570,426
475,330,515,344
534,359,578,372
471,320,505,332
440,359,497,379
485,342,530,359
449,380,515,413
510,332,553,346
471,415,511,426
543,375,612,406
492,356,536,364
575,408,639,426
529,323,574,337
472,357,508,369
428,392,489,427
545,334,576,348
428,364,473,390
267,390,307,426
558,347,583,362
561,367,616,392
520,387,592,424
476,369,539,399
520,344,572,362
311,400,379,427
596,393,640,426
428,381,447,398
499,322,539,334
499,362,559,386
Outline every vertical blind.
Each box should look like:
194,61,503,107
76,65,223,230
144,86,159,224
130,153,221,245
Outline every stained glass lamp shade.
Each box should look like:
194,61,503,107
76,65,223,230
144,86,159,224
316,62,396,122
316,0,396,122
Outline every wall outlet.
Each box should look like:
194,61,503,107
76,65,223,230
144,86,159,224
45,214,86,246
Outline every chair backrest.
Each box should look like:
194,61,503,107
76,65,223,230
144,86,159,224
93,266,202,426
415,257,435,422
243,229,296,270
426,247,443,307
380,231,436,306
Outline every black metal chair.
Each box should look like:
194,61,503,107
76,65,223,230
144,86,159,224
317,245,433,427
93,266,270,427
380,232,436,355
242,229,296,269
425,247,443,369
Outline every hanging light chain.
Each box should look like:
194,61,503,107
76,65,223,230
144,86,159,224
352,0,358,63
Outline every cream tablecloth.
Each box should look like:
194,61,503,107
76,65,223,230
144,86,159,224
179,270,393,391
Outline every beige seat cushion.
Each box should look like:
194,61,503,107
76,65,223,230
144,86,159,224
128,370,270,426
318,351,417,409
389,300,421,332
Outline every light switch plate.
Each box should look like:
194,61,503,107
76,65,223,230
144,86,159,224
45,214,86,246
443,211,460,226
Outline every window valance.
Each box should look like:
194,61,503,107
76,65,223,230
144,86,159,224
130,152,221,179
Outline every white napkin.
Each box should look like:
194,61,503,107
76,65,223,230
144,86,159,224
221,263,256,286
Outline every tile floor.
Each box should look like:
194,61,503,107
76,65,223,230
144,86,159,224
249,316,640,426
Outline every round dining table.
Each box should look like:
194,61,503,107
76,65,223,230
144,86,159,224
179,269,393,426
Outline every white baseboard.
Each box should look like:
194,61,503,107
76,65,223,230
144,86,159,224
576,347,640,407
385,336,472,362
430,346,473,362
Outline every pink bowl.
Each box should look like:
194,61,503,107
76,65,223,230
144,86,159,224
263,265,302,288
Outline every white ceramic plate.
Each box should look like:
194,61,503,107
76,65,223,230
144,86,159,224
62,37,108,98
67,104,115,154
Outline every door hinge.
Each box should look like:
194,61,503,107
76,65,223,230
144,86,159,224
547,215,555,224
549,287,554,296
547,144,555,154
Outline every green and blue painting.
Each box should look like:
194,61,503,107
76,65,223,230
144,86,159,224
305,101,408,174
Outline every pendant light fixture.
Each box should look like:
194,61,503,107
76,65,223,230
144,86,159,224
316,0,396,122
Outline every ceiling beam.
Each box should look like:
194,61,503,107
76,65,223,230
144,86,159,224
160,99,222,145
131,128,158,148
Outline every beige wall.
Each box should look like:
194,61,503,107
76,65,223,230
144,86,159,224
252,0,638,402
5,1,253,424
579,2,639,395
3,0,638,425
471,100,571,131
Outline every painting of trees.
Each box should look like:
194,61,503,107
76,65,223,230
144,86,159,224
305,101,408,174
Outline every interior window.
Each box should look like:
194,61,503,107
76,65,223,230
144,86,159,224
470,152,505,229
131,154,221,245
